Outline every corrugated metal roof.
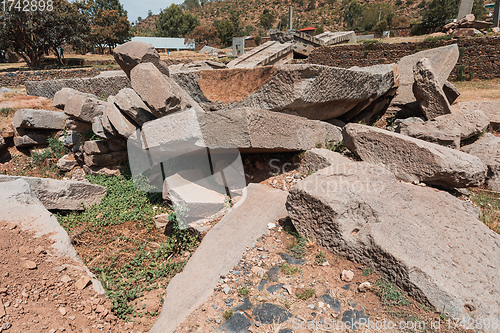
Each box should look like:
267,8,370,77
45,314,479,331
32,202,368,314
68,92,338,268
299,27,316,31
129,36,195,50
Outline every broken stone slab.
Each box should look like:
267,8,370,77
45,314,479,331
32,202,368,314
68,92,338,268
0,179,105,294
111,88,156,126
299,148,352,174
130,62,203,117
83,150,128,167
227,41,293,69
150,184,288,333
343,123,486,187
12,109,68,130
398,109,489,149
462,133,500,191
154,212,211,238
391,44,459,110
25,75,131,100
169,60,227,73
452,28,477,38
412,58,452,119
66,118,91,133
83,139,125,155
141,108,342,153
105,97,138,138
451,101,500,129
53,88,96,110
0,175,106,210
172,63,397,121
286,162,500,328
64,94,107,123
113,41,170,77
442,81,460,104
13,132,48,147
91,115,117,139
57,154,78,172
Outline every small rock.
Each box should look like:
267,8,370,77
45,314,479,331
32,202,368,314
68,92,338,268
341,270,354,282
223,287,231,295
267,223,276,229
95,304,105,313
251,266,266,278
61,275,72,283
23,260,37,270
59,307,67,316
75,275,91,290
358,282,371,292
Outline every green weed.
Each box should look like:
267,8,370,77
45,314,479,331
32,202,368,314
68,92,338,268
0,107,15,117
362,268,372,276
223,309,234,320
281,263,301,275
315,251,327,265
374,279,410,307
296,288,315,300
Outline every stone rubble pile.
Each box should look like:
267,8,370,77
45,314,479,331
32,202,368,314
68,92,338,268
443,14,494,37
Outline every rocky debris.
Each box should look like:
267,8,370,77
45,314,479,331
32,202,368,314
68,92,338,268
66,118,92,133
92,114,117,139
13,132,48,147
0,175,107,210
442,80,460,104
0,179,104,293
462,133,500,191
358,282,371,292
23,260,37,269
105,97,138,138
169,60,227,73
300,148,352,174
391,44,459,111
57,154,78,172
130,62,203,117
25,74,131,100
172,63,397,121
75,275,92,290
451,101,500,129
444,14,493,36
150,184,288,333
398,109,489,149
286,162,500,328
1,124,14,139
82,139,125,155
113,41,170,77
111,88,156,126
341,270,354,282
64,93,106,123
141,108,342,153
252,303,292,324
53,88,95,110
83,150,128,167
154,213,210,237
343,123,486,187
217,312,251,332
12,109,68,130
412,58,452,119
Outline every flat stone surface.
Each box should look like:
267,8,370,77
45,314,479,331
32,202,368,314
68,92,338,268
12,109,67,130
141,108,342,153
227,41,293,69
53,88,94,110
111,88,156,126
0,179,104,294
320,294,341,312
286,162,500,327
173,64,397,120
342,310,369,330
300,148,352,174
462,133,500,191
105,97,138,138
343,123,486,187
266,283,284,294
398,109,489,149
266,266,281,282
252,303,292,324
83,151,128,167
452,101,500,129
64,94,106,123
280,253,306,265
0,175,107,210
412,58,452,119
216,312,251,333
13,132,48,147
150,184,288,333
232,298,253,311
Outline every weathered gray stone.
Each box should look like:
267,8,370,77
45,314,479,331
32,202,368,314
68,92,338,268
0,179,105,294
83,150,128,167
172,63,397,120
25,75,131,100
91,115,116,139
0,175,107,210
111,88,156,126
113,41,169,77
105,97,138,138
53,88,94,110
227,41,293,68
452,101,500,129
66,118,92,133
83,139,127,155
462,133,500,191
141,108,342,153
12,109,68,130
442,81,460,104
412,58,452,119
64,94,106,123
286,163,500,330
343,123,486,187
300,148,352,174
151,184,288,333
57,154,78,171
13,132,48,147
130,62,203,117
398,109,489,149
168,60,227,73
392,44,459,110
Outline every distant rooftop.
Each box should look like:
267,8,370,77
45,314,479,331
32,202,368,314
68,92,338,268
127,36,195,50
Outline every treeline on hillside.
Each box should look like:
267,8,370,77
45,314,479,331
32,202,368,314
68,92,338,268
0,0,131,68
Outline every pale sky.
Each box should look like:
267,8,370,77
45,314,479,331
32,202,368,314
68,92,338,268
121,0,183,23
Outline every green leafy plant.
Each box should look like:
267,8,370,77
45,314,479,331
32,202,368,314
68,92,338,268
281,263,301,275
362,268,372,276
315,251,327,265
223,309,234,320
374,279,410,307
238,286,250,296
296,288,315,300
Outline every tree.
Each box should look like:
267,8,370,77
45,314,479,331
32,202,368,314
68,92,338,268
230,10,241,36
185,25,219,46
0,0,89,68
213,19,233,46
156,4,199,38
420,0,459,29
259,9,275,29
181,0,200,10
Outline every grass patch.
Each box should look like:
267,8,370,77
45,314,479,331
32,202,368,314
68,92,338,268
469,189,500,234
315,251,327,265
296,288,315,300
223,309,234,320
423,34,452,43
238,286,250,297
31,137,68,168
362,268,372,276
0,107,15,117
56,174,200,320
281,263,301,275
288,234,307,259
374,279,410,307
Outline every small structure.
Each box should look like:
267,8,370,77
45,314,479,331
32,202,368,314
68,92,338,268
232,37,245,56
298,26,316,36
127,36,195,52
457,0,474,20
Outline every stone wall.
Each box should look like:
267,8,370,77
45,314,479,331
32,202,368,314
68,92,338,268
307,36,500,81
